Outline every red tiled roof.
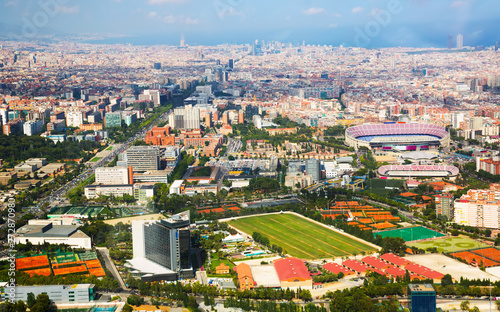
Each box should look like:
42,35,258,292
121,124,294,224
405,263,444,280
342,259,370,273
362,256,391,270
385,266,406,277
322,262,354,275
380,253,411,267
274,257,311,282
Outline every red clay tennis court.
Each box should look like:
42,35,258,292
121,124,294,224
470,248,500,263
24,268,51,276
451,251,500,267
16,255,49,270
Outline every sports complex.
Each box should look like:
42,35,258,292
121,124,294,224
228,213,378,259
377,164,460,178
345,123,450,151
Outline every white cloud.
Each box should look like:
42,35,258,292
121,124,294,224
184,17,199,25
329,23,338,28
451,1,466,8
351,6,364,14
58,5,80,14
218,8,244,18
331,13,342,18
148,0,188,4
148,11,158,18
162,15,199,25
303,7,326,16
163,15,176,24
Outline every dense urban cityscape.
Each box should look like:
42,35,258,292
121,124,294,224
1,1,500,312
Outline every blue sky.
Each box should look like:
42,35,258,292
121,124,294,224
1,0,500,47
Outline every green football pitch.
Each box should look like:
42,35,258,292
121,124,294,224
228,213,377,259
407,236,489,253
374,226,445,242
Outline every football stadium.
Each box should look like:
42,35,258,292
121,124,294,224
345,123,450,151
378,165,460,178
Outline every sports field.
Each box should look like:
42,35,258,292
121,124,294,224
408,236,488,253
374,226,444,242
228,213,377,259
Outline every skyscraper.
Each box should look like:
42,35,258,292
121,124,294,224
447,34,453,49
129,211,192,280
228,59,234,69
457,34,463,49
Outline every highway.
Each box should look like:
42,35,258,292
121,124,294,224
2,110,171,231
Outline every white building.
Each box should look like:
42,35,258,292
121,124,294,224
169,105,200,130
454,189,500,229
14,223,91,249
95,166,132,185
140,89,161,107
23,119,44,136
170,180,184,195
84,184,134,199
66,111,84,128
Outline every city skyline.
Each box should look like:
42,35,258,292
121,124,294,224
0,0,498,47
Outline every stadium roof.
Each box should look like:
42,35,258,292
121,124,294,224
401,151,439,160
346,123,448,139
274,257,311,281
378,165,459,177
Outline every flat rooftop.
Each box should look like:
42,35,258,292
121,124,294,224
408,284,435,293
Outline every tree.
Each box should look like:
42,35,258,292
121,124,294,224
460,300,470,312
30,294,51,312
27,293,36,309
441,274,453,287
495,299,500,311
122,304,133,312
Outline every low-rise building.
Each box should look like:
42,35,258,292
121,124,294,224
3,284,95,304
14,223,91,249
84,184,134,199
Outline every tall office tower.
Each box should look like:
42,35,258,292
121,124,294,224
126,146,161,172
306,158,321,182
180,34,186,47
131,211,192,274
139,89,161,107
496,41,499,51
447,34,453,49
66,111,84,128
170,105,200,130
228,59,234,69
95,166,133,185
457,34,463,49
451,112,465,128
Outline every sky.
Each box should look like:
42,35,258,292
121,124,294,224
1,0,500,47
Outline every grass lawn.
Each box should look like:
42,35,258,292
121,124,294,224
106,146,114,151
89,157,102,163
407,236,490,253
228,213,377,259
